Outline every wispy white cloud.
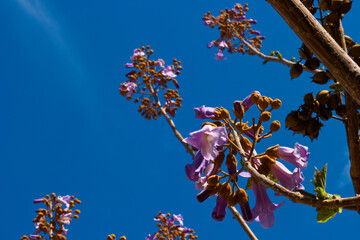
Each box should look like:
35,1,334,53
16,0,54,27
15,0,96,108
338,149,351,188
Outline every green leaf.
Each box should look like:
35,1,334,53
270,51,275,56
329,82,344,92
317,208,341,223
245,178,252,190
311,164,327,189
290,57,296,62
314,187,327,199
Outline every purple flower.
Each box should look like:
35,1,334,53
145,233,157,240
248,19,257,24
33,198,44,204
218,40,228,49
212,196,227,221
276,143,310,168
162,65,177,78
130,49,145,60
194,105,216,119
270,162,304,191
154,59,165,67
215,49,224,61
196,189,212,202
125,63,134,68
167,214,184,226
183,125,227,161
204,20,212,26
57,195,71,208
250,181,284,228
252,30,261,35
185,151,207,182
120,82,137,97
207,41,215,48
242,91,261,109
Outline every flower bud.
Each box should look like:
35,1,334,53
236,188,249,203
220,107,230,119
227,193,238,207
240,137,252,152
305,118,323,141
260,111,271,122
270,120,281,132
258,96,270,110
233,101,245,119
207,175,220,186
226,154,238,168
271,99,282,109
250,92,261,104
219,182,232,198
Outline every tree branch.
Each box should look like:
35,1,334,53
266,0,360,105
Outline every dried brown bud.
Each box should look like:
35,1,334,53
305,57,320,70
120,236,127,240
214,151,225,168
219,182,232,198
270,120,281,132
305,118,323,141
260,111,271,122
240,137,252,152
227,193,238,207
349,44,360,58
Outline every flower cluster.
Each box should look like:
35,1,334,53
22,193,81,240
203,3,265,60
119,46,183,119
184,91,310,228
146,212,198,240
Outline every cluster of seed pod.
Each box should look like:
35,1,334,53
203,3,264,56
120,46,183,120
22,193,81,240
285,90,344,140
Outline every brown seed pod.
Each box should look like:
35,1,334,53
311,72,329,85
290,62,303,80
316,90,331,105
271,99,282,109
303,93,315,106
305,57,320,70
349,44,360,58
260,111,272,122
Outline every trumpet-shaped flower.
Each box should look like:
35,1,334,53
183,125,227,161
162,65,177,78
120,82,137,97
270,162,304,191
276,143,310,168
212,196,227,221
130,49,145,60
250,181,284,228
242,91,261,109
194,105,216,119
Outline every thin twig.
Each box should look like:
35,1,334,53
228,206,258,240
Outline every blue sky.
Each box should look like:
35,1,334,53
1,0,359,239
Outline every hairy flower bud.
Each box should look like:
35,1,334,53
219,182,232,198
220,107,230,119
270,120,281,132
260,111,271,122
271,99,282,109
233,101,245,119
258,96,270,110
250,92,261,104
207,175,220,186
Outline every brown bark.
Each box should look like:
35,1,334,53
266,0,360,194
266,0,360,106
